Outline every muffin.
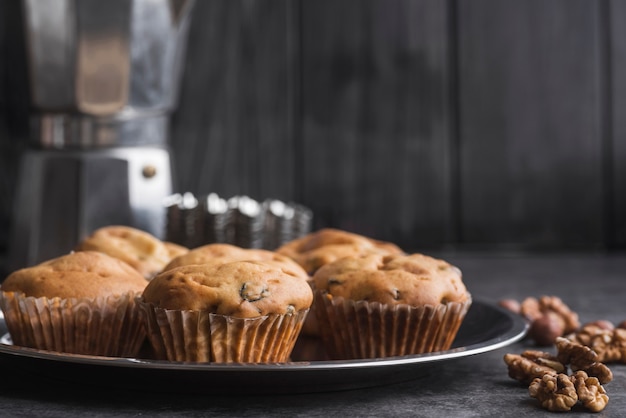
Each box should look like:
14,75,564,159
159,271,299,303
139,260,313,363
276,228,406,337
75,225,188,279
0,251,148,357
276,228,405,275
312,253,471,360
162,243,308,281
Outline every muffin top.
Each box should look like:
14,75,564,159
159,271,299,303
163,243,308,280
142,260,313,318
1,251,148,299
276,228,405,275
75,225,189,279
312,253,469,306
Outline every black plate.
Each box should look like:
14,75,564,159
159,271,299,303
0,299,527,394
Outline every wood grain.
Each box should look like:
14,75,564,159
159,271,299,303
299,0,453,250
609,0,626,248
170,0,299,201
0,1,29,254
457,0,606,250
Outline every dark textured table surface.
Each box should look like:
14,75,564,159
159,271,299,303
0,253,625,417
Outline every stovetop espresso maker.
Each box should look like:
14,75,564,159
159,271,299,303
9,0,195,270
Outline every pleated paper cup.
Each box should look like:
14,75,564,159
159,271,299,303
300,278,321,337
138,300,308,363
0,290,145,357
314,291,472,360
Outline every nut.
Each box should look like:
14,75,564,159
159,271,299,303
537,296,580,334
585,320,614,331
519,297,542,322
528,371,609,413
510,296,580,345
555,337,613,384
566,324,626,364
528,373,578,412
505,335,614,412
503,351,563,385
498,299,521,314
556,336,599,371
528,312,565,346
571,371,609,412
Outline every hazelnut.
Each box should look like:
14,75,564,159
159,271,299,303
529,312,566,346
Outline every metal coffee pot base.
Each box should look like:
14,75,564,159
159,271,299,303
9,147,172,270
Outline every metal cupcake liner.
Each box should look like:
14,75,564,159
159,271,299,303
164,193,313,250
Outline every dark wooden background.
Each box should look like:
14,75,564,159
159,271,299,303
1,0,624,255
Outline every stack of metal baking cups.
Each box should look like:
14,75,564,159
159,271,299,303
164,192,313,250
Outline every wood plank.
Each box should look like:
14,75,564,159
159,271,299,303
299,0,453,250
457,0,605,250
0,1,30,257
609,0,626,248
0,0,8,255
170,0,298,202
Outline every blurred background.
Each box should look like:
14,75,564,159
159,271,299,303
0,0,625,273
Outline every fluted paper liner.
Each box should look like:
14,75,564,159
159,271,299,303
138,300,308,363
314,291,472,360
300,279,320,336
0,290,145,357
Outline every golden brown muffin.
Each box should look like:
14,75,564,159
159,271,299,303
143,260,312,317
313,253,469,306
276,228,406,338
2,251,148,298
139,260,313,362
162,243,308,280
276,228,405,275
312,253,471,360
164,241,190,260
75,225,189,279
0,251,148,357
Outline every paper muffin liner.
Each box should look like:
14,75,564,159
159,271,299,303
138,300,309,363
314,291,472,360
300,279,321,337
0,290,145,357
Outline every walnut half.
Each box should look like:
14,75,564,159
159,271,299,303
566,323,626,364
555,337,613,385
571,371,609,413
528,371,610,413
503,351,564,385
528,373,578,412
